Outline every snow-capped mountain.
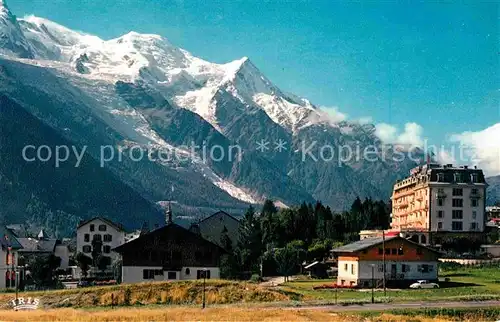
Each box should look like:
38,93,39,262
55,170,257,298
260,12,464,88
0,2,419,235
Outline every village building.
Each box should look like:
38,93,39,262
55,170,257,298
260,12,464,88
114,206,226,283
193,211,241,250
332,236,440,288
390,164,487,246
76,217,126,273
0,225,22,289
16,229,70,269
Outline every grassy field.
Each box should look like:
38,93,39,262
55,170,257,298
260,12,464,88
0,280,301,309
282,267,500,303
0,306,498,321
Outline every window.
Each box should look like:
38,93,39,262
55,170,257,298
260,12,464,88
103,245,111,253
385,248,390,255
452,188,463,196
419,264,430,273
471,173,478,183
452,199,463,207
378,248,383,255
90,224,95,232
93,234,102,241
84,234,90,242
471,188,478,194
103,234,112,242
437,198,444,206
398,247,404,255
452,210,463,219
143,269,154,280
185,268,191,275
197,270,210,279
378,264,385,272
82,245,91,253
437,173,444,182
416,248,423,255
167,272,177,280
454,173,463,183
452,221,463,231
351,264,355,275
154,270,163,276
471,199,479,207
402,264,410,273
472,211,477,219
438,222,443,230
344,263,348,271
437,211,444,218
98,224,107,232
391,248,397,255
470,222,478,230
93,243,102,253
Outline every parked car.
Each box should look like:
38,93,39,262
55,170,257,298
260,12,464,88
409,280,439,289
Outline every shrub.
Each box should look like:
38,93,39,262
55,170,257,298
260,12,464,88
250,274,263,283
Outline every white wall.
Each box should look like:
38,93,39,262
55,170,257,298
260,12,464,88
54,245,70,269
429,185,485,232
76,219,125,266
179,267,220,280
122,266,220,284
337,259,437,285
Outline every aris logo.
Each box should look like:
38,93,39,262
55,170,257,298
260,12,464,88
10,297,40,311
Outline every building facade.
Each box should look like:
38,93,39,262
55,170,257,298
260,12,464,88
332,236,440,288
196,211,241,250
115,223,225,284
76,217,126,272
391,164,487,245
0,226,22,289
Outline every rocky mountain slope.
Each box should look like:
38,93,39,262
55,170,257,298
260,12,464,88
487,175,500,206
0,1,422,235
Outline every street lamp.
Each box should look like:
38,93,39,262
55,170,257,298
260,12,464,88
370,264,376,303
202,268,207,309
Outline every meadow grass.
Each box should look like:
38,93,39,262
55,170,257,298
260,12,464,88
283,267,500,303
0,307,458,322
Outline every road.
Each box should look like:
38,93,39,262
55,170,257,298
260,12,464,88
280,300,500,312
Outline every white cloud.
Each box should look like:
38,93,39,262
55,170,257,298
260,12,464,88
375,122,424,147
450,123,500,176
357,116,373,125
435,149,456,165
319,106,348,123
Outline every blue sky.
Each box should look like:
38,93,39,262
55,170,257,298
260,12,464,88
9,0,499,168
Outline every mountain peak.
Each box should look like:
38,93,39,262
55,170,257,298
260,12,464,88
0,0,34,58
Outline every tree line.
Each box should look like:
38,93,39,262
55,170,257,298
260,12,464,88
220,197,391,279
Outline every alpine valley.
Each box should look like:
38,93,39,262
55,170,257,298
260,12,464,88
0,1,496,237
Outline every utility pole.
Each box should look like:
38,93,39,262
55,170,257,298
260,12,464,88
371,264,375,304
202,269,207,309
382,230,386,296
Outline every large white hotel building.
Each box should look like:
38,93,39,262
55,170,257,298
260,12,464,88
389,163,487,246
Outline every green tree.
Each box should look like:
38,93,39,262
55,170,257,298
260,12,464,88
28,254,61,288
273,246,301,282
76,252,92,278
235,206,262,275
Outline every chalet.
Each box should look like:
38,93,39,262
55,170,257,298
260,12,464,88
193,211,241,250
332,236,440,288
114,206,226,283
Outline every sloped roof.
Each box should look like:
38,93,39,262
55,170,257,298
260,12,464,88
199,210,240,224
16,238,57,253
332,236,398,253
77,217,125,232
113,223,226,254
332,236,441,255
0,225,23,250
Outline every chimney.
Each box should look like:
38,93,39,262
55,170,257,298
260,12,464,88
166,201,173,225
